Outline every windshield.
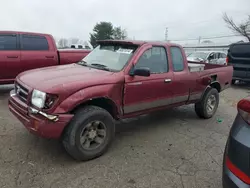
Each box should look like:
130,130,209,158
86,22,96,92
187,52,209,59
79,43,138,71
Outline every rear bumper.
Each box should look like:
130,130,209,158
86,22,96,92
223,158,250,188
223,114,250,187
8,90,73,139
232,77,250,82
232,69,250,81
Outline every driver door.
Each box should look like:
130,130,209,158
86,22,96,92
123,46,174,114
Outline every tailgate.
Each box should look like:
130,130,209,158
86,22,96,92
228,43,250,79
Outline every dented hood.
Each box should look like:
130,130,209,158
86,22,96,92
17,64,119,93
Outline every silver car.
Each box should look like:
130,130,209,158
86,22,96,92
187,51,227,65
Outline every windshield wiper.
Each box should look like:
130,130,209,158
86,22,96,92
90,63,111,71
78,60,88,66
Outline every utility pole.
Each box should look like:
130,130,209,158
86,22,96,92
198,36,201,44
165,27,168,41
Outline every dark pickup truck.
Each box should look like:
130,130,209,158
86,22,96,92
9,40,233,161
227,42,250,84
0,31,91,84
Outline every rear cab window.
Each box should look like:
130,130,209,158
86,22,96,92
21,34,49,50
0,34,18,50
230,43,250,58
170,47,184,71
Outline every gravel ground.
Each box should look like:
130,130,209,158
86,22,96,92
0,84,249,188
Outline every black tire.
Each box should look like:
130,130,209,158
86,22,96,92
195,88,219,119
231,79,236,85
62,105,115,161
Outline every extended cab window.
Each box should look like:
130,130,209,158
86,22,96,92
135,47,168,73
170,47,184,72
81,43,137,71
0,34,17,50
21,35,49,50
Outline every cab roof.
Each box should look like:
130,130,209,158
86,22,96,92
97,39,181,47
0,30,52,37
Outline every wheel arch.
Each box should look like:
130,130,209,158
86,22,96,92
70,97,121,120
200,81,221,100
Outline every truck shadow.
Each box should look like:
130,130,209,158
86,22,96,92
231,82,250,91
115,106,196,134
0,85,13,99
27,105,198,164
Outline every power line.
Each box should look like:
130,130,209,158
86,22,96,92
165,12,248,29
169,34,242,41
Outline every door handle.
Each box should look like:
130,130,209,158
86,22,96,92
164,79,172,83
45,56,54,58
7,56,18,58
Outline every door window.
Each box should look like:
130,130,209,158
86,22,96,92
21,35,49,50
215,53,220,59
134,46,168,73
0,34,17,50
220,53,227,58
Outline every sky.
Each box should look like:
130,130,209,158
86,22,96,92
1,0,249,45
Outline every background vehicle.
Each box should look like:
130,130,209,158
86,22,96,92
223,97,250,187
227,42,250,84
9,40,233,161
0,31,91,85
187,51,227,65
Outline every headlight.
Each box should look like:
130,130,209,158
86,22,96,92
31,89,46,108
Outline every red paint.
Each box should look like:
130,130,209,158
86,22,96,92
226,156,250,184
0,31,91,85
8,93,73,139
9,40,233,139
237,98,250,124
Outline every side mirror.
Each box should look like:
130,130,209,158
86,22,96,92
130,67,150,77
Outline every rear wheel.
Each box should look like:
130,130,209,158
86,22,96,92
62,105,115,161
195,88,219,119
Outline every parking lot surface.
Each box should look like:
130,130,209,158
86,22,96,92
0,84,249,188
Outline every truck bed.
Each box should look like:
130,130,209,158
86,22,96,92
188,61,233,91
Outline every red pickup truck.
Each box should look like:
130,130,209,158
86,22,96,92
0,31,90,84
9,40,233,161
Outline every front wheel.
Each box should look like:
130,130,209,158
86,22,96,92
62,105,115,161
195,88,219,119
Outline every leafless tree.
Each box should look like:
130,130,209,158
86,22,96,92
223,13,250,41
70,38,80,44
58,38,68,48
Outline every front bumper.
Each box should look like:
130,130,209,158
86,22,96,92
8,90,73,139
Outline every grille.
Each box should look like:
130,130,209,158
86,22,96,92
15,82,29,103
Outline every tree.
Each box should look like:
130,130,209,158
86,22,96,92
201,40,213,44
58,38,68,48
223,13,250,41
113,26,127,40
70,38,80,44
89,22,114,47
